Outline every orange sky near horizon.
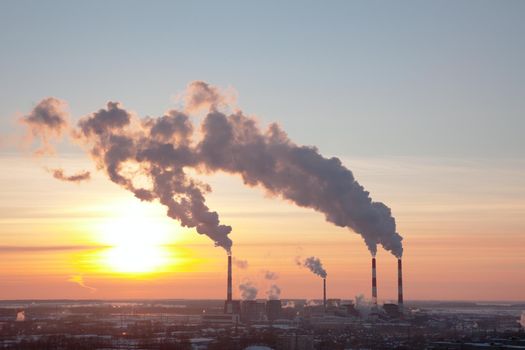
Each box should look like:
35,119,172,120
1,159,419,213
0,154,524,301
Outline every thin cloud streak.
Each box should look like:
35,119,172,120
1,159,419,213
68,275,96,293
0,245,108,253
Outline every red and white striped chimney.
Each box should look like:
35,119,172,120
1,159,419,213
372,257,378,307
227,255,232,301
398,258,403,308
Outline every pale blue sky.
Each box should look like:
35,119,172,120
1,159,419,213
1,0,524,157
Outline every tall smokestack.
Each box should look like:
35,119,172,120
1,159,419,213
323,278,327,312
227,255,232,301
372,257,377,307
398,258,403,308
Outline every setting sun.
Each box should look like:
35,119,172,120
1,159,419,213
94,200,178,274
100,245,172,274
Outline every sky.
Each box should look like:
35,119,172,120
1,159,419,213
0,0,524,301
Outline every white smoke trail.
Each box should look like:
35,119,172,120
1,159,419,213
266,284,281,300
302,256,327,278
239,281,258,300
233,258,248,269
264,270,279,280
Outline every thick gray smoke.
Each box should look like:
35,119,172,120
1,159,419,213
75,101,233,253
21,81,403,257
49,168,91,183
239,281,258,300
302,256,327,278
193,81,403,257
266,284,281,300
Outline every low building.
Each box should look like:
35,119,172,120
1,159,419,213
201,313,240,326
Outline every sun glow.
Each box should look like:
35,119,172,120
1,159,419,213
101,245,171,274
94,200,178,275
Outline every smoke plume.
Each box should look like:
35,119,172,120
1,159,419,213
302,256,327,278
354,294,371,316
183,81,231,112
233,258,248,269
20,81,403,257
306,299,321,306
266,284,281,300
20,97,69,154
75,101,233,253
239,281,258,300
193,81,403,257
49,168,91,183
264,270,279,280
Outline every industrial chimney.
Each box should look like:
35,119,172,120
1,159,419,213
323,278,327,312
227,255,232,302
224,255,233,313
398,258,403,308
372,257,378,307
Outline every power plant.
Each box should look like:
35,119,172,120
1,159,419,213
221,253,404,324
